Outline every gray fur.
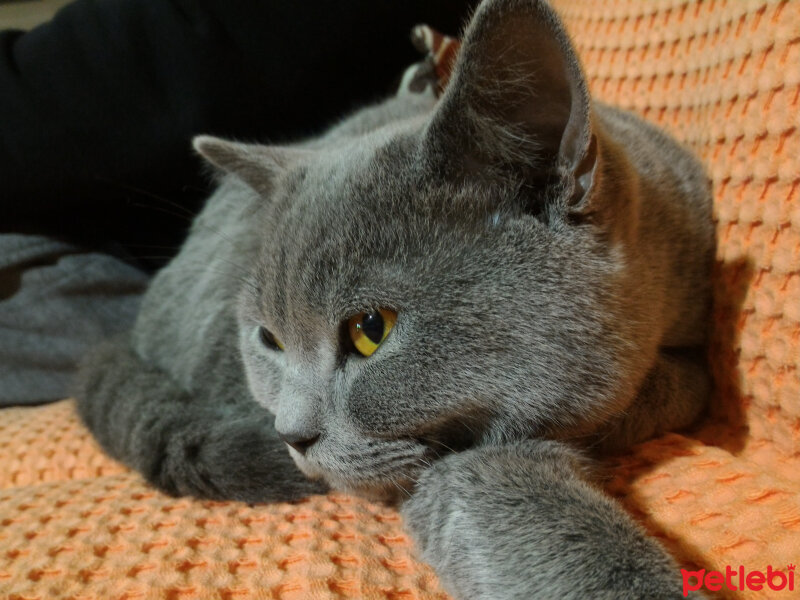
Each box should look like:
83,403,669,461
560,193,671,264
75,0,714,597
403,439,703,599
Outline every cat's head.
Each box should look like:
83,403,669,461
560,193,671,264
195,0,637,497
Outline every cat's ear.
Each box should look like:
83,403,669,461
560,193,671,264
425,0,597,210
193,136,311,195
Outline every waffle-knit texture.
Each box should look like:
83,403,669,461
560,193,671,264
0,402,448,599
2,1,798,598
549,2,800,597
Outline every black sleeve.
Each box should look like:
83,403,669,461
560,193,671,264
0,0,473,269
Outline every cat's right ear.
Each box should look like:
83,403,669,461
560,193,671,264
193,136,311,195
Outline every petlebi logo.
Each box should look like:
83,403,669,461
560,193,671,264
682,564,795,596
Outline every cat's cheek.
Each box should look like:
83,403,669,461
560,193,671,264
239,334,283,413
242,363,279,413
251,391,278,413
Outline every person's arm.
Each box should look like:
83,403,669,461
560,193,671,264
0,0,474,267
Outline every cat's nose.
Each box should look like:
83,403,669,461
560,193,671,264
279,432,320,455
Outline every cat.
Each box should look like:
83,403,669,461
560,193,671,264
76,0,714,597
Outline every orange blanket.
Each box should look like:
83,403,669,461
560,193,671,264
2,1,798,598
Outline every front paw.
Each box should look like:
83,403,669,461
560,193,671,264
403,441,580,599
157,416,327,503
403,440,695,600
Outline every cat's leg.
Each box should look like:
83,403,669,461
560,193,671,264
75,333,326,502
590,347,710,454
403,440,703,600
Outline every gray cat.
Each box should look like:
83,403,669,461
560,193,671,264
76,0,714,598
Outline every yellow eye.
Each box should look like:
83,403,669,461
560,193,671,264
259,326,284,351
348,309,397,357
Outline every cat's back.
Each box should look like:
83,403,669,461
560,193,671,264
595,103,715,347
595,103,712,223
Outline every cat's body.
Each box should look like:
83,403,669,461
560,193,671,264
77,1,713,597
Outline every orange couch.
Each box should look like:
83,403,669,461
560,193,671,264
2,1,798,598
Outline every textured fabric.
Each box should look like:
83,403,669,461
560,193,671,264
549,1,800,593
0,401,449,599
0,234,148,406
1,1,798,598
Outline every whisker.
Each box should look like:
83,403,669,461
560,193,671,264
388,474,412,499
418,436,458,454
96,177,201,221
99,177,259,268
126,201,196,224
416,456,434,469
130,247,263,297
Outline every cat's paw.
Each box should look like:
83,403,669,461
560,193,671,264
403,440,696,599
156,415,327,503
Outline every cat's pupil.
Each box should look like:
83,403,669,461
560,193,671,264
361,311,384,344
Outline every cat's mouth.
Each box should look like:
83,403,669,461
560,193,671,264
284,424,480,502
284,435,437,502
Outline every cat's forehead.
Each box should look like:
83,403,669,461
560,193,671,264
299,134,418,207
277,131,521,236
271,138,418,246
254,134,524,322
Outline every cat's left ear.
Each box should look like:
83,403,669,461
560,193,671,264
193,136,312,195
424,0,597,210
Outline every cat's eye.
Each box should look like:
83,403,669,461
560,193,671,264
258,326,284,351
348,309,397,357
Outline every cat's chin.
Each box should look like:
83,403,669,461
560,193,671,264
287,448,415,505
287,447,328,481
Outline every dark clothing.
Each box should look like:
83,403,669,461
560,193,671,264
0,0,473,405
0,0,472,270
